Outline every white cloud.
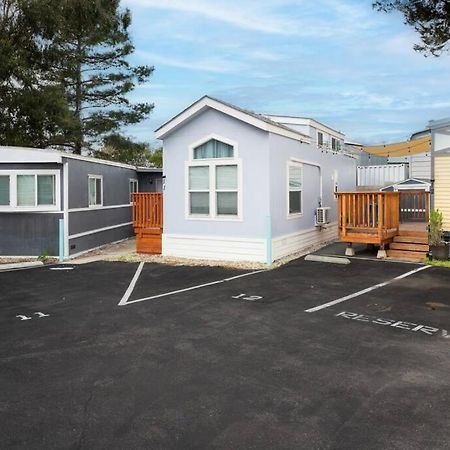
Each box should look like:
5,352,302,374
126,0,299,35
135,50,245,74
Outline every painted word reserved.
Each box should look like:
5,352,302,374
336,311,449,338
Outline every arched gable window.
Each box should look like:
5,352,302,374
193,139,234,160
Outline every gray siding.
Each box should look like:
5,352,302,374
138,172,163,192
65,158,137,255
0,162,63,256
0,213,61,256
163,108,270,238
69,207,132,235
69,224,133,255
66,158,137,209
268,133,356,238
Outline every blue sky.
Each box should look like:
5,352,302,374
123,0,450,145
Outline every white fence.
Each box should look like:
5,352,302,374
357,164,409,187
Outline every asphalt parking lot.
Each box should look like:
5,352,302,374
1,257,449,449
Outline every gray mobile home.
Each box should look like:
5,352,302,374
0,147,162,258
155,96,356,263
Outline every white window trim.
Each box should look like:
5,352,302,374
129,178,138,204
0,169,60,212
88,174,103,208
287,161,303,219
185,135,242,221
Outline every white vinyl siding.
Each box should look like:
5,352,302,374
288,162,303,216
88,175,103,207
0,170,60,211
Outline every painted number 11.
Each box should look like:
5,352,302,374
232,294,263,302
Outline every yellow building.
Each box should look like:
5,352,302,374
430,118,450,232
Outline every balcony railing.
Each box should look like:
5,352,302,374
132,192,163,230
337,192,400,244
337,190,430,246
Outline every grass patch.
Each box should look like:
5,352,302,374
424,258,450,268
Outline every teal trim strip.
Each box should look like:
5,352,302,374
59,219,64,261
266,215,272,265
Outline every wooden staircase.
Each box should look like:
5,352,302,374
387,230,429,262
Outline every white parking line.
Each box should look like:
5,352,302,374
118,262,145,306
118,266,266,306
305,265,431,313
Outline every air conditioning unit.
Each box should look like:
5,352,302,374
316,207,330,226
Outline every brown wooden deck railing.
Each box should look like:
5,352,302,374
337,192,400,244
132,192,163,229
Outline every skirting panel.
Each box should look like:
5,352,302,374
163,234,266,262
272,222,338,261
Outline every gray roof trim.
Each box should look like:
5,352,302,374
0,146,138,169
136,167,163,173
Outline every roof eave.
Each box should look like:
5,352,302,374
154,96,311,144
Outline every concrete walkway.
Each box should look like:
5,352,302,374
64,238,136,265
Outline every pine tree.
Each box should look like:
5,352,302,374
48,0,154,153
0,0,72,147
374,1,450,56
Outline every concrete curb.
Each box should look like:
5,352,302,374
305,254,351,265
0,261,44,272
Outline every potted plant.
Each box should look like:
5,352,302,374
429,210,449,260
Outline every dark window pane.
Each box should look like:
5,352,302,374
0,176,10,205
190,192,209,214
37,175,55,205
193,139,233,159
217,192,237,215
96,178,102,205
289,191,301,214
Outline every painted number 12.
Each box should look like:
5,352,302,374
232,294,263,302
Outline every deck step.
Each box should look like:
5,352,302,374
397,230,427,238
389,242,429,252
386,249,427,261
393,235,428,244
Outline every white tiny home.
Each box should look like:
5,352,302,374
155,96,356,263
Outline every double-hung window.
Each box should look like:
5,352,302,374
88,175,103,207
0,170,59,210
288,162,303,216
129,179,138,203
187,137,240,219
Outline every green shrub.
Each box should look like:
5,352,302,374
429,209,444,246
